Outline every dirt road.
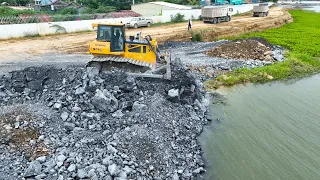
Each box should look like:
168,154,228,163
0,7,291,61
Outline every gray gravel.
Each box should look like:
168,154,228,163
0,60,211,180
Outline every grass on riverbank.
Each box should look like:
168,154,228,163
205,10,320,89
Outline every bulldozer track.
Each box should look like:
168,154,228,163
87,54,172,80
90,56,154,69
87,57,152,74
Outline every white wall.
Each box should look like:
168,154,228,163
0,3,273,39
132,3,176,17
0,17,133,39
0,23,38,39
162,9,202,22
230,4,256,15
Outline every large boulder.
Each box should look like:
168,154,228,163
86,67,100,79
167,89,180,102
132,101,147,112
24,160,42,178
108,164,119,176
91,89,118,113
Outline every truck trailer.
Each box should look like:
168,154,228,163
201,6,233,24
253,3,269,17
212,0,243,5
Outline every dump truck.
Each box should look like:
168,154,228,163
87,23,171,80
229,0,243,5
214,0,226,5
201,6,233,24
253,3,269,17
213,0,242,5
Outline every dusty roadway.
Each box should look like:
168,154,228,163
0,7,291,62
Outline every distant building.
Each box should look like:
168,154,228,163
34,0,79,11
109,10,141,18
131,1,192,16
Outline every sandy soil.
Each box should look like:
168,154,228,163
0,7,291,61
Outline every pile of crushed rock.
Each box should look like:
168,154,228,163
206,37,280,62
160,40,284,81
0,60,212,180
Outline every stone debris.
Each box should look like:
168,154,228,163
60,111,69,121
64,122,75,131
206,37,277,61
132,101,147,112
77,168,88,179
91,89,119,113
0,38,285,180
24,160,42,178
162,40,284,80
108,164,119,176
168,88,180,102
0,60,210,179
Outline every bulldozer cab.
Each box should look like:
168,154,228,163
96,24,125,52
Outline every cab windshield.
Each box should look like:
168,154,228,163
96,25,125,52
97,26,111,41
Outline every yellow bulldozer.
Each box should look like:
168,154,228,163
87,23,171,80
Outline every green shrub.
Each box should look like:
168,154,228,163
82,6,116,14
171,13,185,23
24,32,41,38
190,31,203,42
95,6,116,13
0,6,38,16
60,7,78,15
187,0,199,5
0,6,16,16
82,7,94,14
79,14,92,20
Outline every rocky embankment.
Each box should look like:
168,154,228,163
0,61,211,180
206,38,280,62
162,39,285,80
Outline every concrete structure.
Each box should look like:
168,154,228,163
0,17,159,39
131,1,192,16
